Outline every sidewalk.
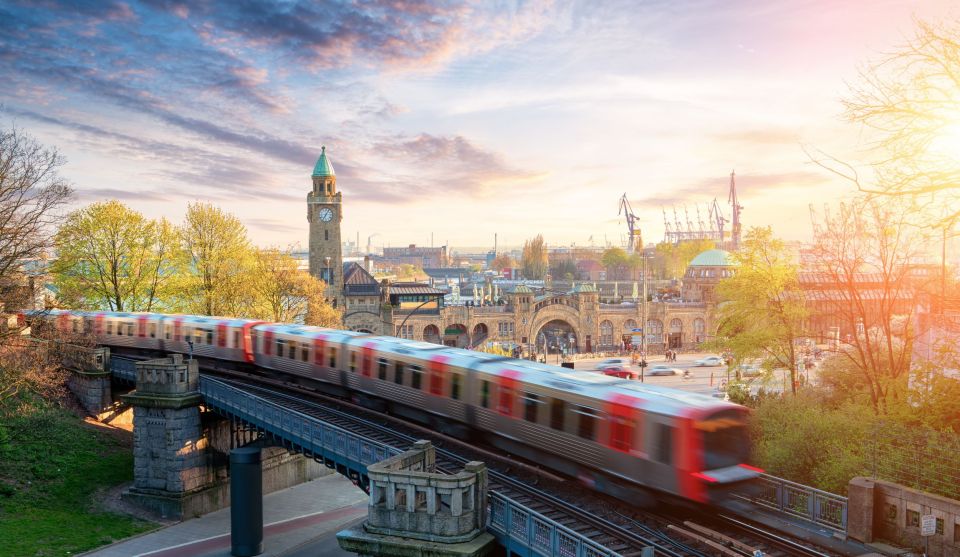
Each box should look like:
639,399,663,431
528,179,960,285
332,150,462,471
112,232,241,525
81,473,368,557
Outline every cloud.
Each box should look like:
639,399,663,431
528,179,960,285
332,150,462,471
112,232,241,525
638,170,827,206
245,218,304,235
713,128,800,146
76,188,171,202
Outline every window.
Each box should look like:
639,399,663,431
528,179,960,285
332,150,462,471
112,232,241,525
399,325,414,339
907,509,920,527
193,329,203,344
234,331,241,347
655,424,673,464
395,362,404,384
329,347,336,368
936,517,944,535
600,320,614,347
550,399,565,431
126,323,134,336
481,380,490,408
577,406,597,440
301,344,309,362
451,374,461,400
378,358,388,380
206,329,213,345
954,522,960,543
149,323,156,338
165,325,171,340
411,365,423,390
523,392,539,423
498,322,515,337
349,351,357,372
276,339,286,358
107,321,114,335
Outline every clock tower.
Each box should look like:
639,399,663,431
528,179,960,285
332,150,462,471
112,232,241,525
307,146,343,307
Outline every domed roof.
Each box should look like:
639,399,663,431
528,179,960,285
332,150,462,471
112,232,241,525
311,146,335,177
511,284,533,294
689,249,734,267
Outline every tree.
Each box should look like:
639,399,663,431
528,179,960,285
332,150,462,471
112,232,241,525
601,247,629,280
548,257,577,280
52,201,182,312
396,264,425,281
0,127,72,313
808,197,927,413
491,254,515,272
653,239,715,279
815,19,960,227
252,248,340,326
521,234,548,279
715,227,807,394
181,203,256,317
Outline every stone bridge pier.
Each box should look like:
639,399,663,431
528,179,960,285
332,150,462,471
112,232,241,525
120,355,327,519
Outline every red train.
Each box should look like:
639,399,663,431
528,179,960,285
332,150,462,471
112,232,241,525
30,310,761,504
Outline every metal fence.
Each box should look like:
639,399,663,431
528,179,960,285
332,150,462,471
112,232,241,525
866,421,960,500
489,491,623,557
750,474,848,533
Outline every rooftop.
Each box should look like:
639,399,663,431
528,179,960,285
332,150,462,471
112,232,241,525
311,146,335,177
689,249,734,267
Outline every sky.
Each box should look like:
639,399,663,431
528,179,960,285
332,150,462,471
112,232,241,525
2,0,958,252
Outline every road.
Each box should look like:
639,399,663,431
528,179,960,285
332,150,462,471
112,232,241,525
562,353,794,396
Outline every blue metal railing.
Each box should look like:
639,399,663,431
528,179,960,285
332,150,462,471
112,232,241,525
110,356,137,383
489,491,622,557
750,473,847,532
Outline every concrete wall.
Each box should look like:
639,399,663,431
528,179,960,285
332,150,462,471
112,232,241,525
848,477,960,557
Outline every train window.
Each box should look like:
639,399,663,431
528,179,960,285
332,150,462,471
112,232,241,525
550,399,565,431
395,362,404,384
107,321,113,335
450,374,461,400
329,347,336,368
655,424,673,465
481,381,490,408
166,325,172,340
411,365,423,390
289,343,298,360
276,339,285,358
523,393,539,423
234,331,241,347
149,323,156,338
576,406,597,440
206,329,213,345
378,358,388,380
127,323,134,336
301,344,309,362
349,352,357,373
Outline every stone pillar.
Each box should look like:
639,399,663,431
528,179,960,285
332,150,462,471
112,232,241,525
66,346,112,415
121,355,213,519
847,477,876,544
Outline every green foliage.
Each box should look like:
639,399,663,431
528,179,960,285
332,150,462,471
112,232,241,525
52,201,184,312
491,254,516,272
600,247,629,279
750,390,874,494
715,227,805,394
652,239,715,279
0,397,154,556
548,257,577,280
521,234,548,279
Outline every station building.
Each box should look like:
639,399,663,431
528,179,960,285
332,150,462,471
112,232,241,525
307,148,720,354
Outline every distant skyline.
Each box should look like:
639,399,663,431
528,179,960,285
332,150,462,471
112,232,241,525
3,0,958,250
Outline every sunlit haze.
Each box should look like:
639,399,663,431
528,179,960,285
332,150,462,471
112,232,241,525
3,0,957,250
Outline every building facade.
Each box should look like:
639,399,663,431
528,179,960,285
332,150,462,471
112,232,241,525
381,244,449,268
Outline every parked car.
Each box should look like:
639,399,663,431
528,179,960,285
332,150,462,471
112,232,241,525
693,356,724,367
600,365,638,380
737,363,763,377
647,365,680,376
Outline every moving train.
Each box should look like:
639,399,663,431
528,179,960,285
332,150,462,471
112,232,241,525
26,309,761,504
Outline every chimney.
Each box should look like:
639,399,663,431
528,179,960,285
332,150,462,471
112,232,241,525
364,255,372,273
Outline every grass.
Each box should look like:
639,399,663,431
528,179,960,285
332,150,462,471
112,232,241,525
0,396,156,557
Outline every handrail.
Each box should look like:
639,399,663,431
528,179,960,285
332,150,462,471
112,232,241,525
748,473,848,533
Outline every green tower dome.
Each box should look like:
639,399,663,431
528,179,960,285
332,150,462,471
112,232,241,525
311,145,335,177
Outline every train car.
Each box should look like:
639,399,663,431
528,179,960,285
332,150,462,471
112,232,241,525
32,310,760,505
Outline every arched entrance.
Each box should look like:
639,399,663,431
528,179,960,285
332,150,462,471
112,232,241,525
444,324,469,348
472,323,489,347
669,318,683,349
534,319,578,358
622,319,638,349
424,324,440,344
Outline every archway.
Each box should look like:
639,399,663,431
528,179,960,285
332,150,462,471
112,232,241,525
424,324,440,344
622,319,639,350
444,324,469,348
669,318,683,349
472,323,489,348
693,318,705,343
534,319,579,358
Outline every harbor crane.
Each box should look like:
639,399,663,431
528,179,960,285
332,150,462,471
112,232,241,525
618,193,642,253
728,170,743,250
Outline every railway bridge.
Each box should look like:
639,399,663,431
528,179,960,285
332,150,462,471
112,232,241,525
62,344,918,557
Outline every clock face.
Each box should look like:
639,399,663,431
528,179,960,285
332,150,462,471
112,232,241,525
318,208,333,222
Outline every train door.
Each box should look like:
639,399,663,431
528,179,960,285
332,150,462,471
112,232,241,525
264,329,274,356
58,312,69,333
137,315,148,338
496,370,520,417
216,322,227,348
313,336,326,366
174,318,183,342
605,394,643,455
94,314,105,336
361,344,373,377
429,355,449,396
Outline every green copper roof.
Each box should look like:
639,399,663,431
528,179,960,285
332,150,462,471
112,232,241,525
311,146,335,177
511,284,532,294
689,249,734,267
